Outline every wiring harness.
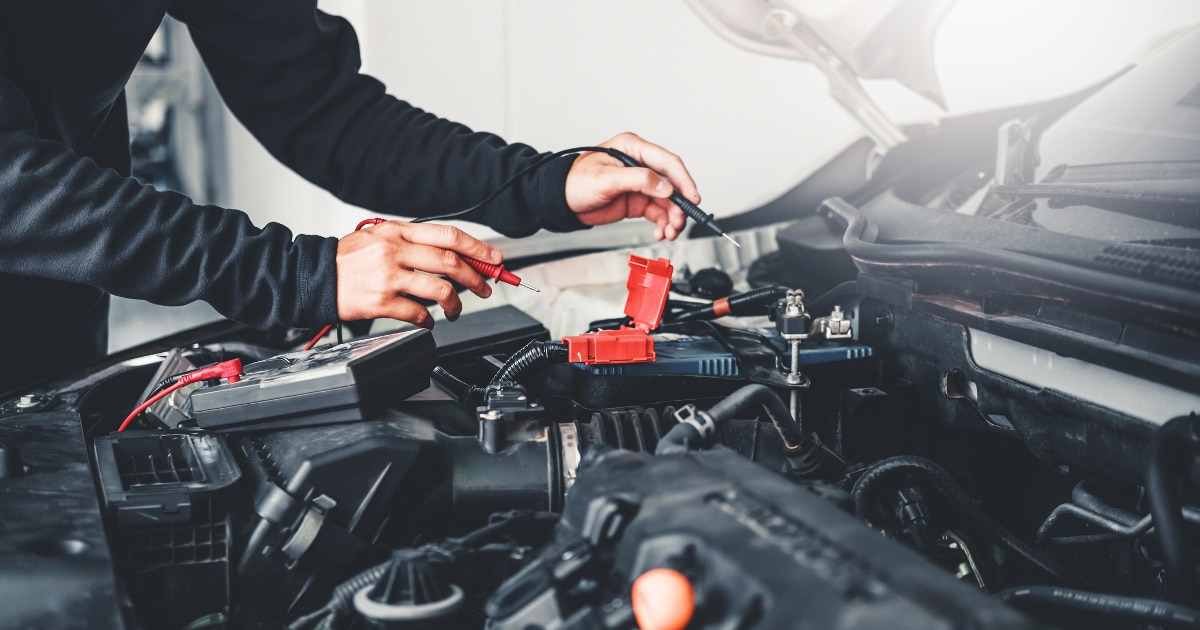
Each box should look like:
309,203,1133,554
117,359,242,432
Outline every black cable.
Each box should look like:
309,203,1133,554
851,455,1097,589
996,586,1200,629
431,366,486,403
409,145,735,244
288,560,392,630
145,372,188,401
411,146,610,224
667,286,789,323
489,340,569,387
1147,414,1200,604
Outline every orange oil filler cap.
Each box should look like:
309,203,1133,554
631,567,695,630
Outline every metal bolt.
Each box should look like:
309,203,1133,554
15,395,40,410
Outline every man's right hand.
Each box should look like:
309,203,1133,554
335,221,501,328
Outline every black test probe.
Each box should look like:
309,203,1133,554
605,150,740,247
412,146,739,247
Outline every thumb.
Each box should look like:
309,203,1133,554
599,165,675,201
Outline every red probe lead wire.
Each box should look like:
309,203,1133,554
118,359,243,432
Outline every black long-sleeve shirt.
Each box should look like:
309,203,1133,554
0,0,584,390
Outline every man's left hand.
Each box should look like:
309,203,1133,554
564,132,700,241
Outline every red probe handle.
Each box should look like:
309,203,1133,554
465,258,522,287
355,218,527,288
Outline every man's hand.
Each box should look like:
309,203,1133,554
564,132,700,241
336,221,501,328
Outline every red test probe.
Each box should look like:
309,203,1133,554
465,258,539,292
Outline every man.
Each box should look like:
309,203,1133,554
0,2,700,392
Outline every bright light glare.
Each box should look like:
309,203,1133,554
935,0,1200,112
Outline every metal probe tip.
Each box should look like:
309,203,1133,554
518,282,541,292
721,232,741,248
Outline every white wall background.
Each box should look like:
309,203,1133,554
110,0,1200,351
225,0,1200,239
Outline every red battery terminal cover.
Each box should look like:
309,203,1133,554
561,255,673,365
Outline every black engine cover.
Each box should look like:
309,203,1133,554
488,447,1036,629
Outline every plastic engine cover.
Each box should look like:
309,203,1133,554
487,447,1035,629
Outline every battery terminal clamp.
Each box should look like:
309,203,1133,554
561,255,673,365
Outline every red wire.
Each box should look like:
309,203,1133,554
118,381,190,432
304,324,333,351
117,359,243,432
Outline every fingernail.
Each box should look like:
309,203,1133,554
490,249,503,264
447,312,459,322
655,179,673,196
483,285,493,298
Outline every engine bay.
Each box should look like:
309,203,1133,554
2,230,1198,630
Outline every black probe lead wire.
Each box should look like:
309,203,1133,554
412,145,739,245
411,146,611,224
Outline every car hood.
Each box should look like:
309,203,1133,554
682,0,954,108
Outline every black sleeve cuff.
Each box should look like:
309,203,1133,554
294,234,341,328
480,153,592,239
532,154,590,234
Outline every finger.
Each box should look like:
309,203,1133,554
642,202,678,241
652,196,686,235
605,133,701,204
388,270,465,322
392,242,492,298
625,194,651,219
391,222,502,264
376,296,435,330
595,165,675,201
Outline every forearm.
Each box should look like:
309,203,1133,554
171,0,585,237
0,127,338,329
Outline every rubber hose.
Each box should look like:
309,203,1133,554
655,385,811,471
489,340,568,387
431,366,485,403
997,586,1200,629
705,383,803,448
1147,414,1200,604
1071,478,1140,528
655,421,704,456
670,286,788,323
851,455,1095,589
